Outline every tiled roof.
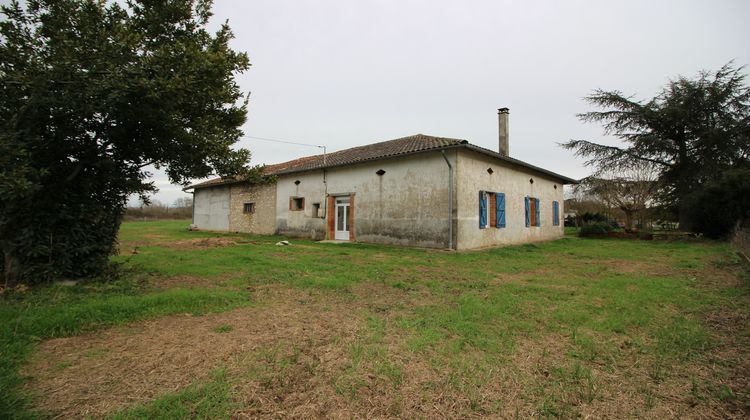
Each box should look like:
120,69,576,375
185,133,575,190
186,134,466,189
265,133,466,175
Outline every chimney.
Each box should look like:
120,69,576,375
498,107,509,156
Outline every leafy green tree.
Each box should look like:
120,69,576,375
686,168,750,239
0,0,254,286
563,64,750,230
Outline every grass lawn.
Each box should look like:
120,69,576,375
1,219,748,418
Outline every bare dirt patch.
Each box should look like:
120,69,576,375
164,237,242,250
599,258,676,277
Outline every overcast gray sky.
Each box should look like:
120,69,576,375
7,0,750,204
155,0,747,205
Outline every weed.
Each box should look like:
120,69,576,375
213,324,232,333
108,369,234,419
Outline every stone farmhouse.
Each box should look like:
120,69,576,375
185,109,576,250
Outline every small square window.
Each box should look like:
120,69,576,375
312,202,321,218
243,202,255,214
290,197,304,211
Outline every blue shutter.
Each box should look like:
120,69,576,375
535,198,541,226
496,193,506,228
479,191,487,229
553,201,559,226
524,196,530,227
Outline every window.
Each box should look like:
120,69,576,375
525,196,541,227
312,202,321,218
289,197,304,211
479,191,506,229
552,201,560,226
243,202,255,214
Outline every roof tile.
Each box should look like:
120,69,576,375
186,133,576,190
187,134,466,189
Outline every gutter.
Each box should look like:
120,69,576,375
441,150,454,250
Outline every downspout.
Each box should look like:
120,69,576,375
191,191,195,225
323,168,328,218
441,150,454,250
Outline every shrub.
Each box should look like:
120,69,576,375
579,222,613,236
686,168,750,239
580,212,608,224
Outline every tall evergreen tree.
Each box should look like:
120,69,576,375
0,0,254,285
563,64,750,230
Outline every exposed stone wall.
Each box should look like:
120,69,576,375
228,182,277,234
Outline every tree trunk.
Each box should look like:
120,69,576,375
623,210,634,230
676,172,694,232
678,200,693,232
3,250,20,289
675,140,694,232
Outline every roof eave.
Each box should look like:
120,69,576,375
266,144,578,184
460,144,579,184
185,141,578,188
269,146,461,176
183,178,243,191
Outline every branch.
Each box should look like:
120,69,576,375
561,139,672,169
64,163,83,183
138,160,156,169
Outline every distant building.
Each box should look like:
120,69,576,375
185,109,576,250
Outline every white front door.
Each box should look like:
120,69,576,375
335,198,350,240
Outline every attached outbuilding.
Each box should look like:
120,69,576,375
185,109,577,250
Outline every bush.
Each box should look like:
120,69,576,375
125,205,192,220
579,222,613,236
686,168,750,239
580,212,608,224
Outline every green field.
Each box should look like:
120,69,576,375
2,220,748,418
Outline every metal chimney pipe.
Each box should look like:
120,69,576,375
498,107,509,156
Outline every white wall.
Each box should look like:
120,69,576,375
193,186,230,231
275,151,456,248
455,150,565,249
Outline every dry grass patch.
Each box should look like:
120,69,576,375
22,285,358,418
165,237,242,250
149,273,241,290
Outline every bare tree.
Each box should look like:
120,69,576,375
173,197,193,209
576,164,659,229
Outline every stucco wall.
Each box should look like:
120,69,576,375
455,150,565,250
228,183,277,234
275,151,457,248
193,186,230,231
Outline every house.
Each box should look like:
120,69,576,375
185,109,577,250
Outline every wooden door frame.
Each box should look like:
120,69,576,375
327,193,355,241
